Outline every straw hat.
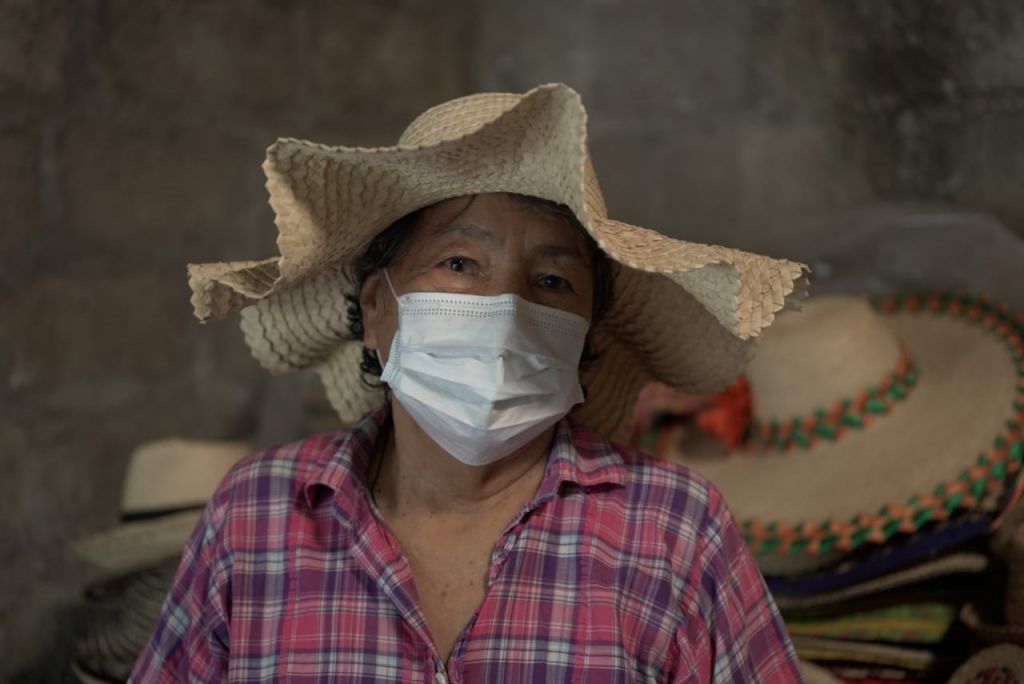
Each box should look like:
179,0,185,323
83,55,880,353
790,636,935,671
186,83,808,439
774,552,989,614
946,645,1024,684
673,292,1024,574
72,438,248,576
72,559,179,683
799,661,842,684
959,495,1024,647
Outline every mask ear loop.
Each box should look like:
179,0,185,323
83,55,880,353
382,268,400,301
372,269,399,500
377,269,401,377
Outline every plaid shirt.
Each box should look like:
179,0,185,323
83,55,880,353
132,408,802,683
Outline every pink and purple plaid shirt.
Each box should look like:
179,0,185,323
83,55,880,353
132,408,802,682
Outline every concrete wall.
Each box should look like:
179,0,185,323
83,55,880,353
1,1,476,679
476,0,1024,251
3,0,1023,679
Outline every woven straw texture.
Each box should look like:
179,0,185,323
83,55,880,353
674,293,1023,573
189,83,807,439
73,559,179,683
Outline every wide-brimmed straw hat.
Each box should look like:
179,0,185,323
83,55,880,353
674,292,1024,575
72,438,248,576
186,83,808,439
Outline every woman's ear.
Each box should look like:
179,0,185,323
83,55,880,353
359,270,386,353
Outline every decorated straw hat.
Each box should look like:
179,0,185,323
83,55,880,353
186,83,807,439
674,292,1024,575
72,438,248,576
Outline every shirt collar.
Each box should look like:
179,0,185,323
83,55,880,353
302,406,387,521
542,413,628,491
302,405,627,519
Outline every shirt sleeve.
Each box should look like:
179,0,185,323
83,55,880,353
129,500,232,683
675,485,805,683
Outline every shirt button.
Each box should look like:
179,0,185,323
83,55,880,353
435,671,448,684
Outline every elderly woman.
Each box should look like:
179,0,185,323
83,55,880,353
133,84,807,682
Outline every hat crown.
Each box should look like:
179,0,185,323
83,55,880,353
748,296,903,422
398,92,523,147
398,87,609,220
121,438,249,514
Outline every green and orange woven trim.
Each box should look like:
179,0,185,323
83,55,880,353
743,292,1024,558
748,346,917,451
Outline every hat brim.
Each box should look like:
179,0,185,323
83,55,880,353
71,510,199,577
790,636,935,671
773,552,989,613
799,661,842,684
960,602,1024,647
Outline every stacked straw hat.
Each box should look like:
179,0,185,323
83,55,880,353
72,438,249,577
673,292,1024,576
70,438,248,682
71,559,180,683
185,83,808,440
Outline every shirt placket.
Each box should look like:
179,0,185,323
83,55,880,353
443,496,548,683
341,500,449,682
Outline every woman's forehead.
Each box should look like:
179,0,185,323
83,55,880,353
412,193,589,249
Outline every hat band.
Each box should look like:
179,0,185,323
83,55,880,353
747,346,916,451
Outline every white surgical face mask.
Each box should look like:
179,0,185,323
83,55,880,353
378,270,589,466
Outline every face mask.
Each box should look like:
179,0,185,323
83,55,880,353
378,271,589,466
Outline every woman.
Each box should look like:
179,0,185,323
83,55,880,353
133,84,807,682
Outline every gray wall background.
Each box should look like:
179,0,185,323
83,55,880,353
2,0,1023,679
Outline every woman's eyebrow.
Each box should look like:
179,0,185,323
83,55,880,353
532,243,587,262
429,221,501,245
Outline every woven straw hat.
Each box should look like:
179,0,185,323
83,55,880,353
673,292,1024,574
187,83,807,439
72,558,179,683
72,438,248,576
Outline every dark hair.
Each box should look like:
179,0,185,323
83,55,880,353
345,194,615,387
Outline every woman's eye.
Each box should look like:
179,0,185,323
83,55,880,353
440,256,472,273
539,274,572,290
